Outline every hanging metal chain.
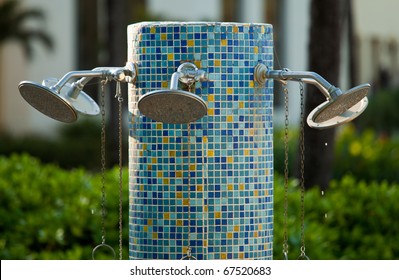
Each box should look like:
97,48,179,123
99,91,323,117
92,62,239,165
100,80,108,246
115,81,124,260
283,84,289,260
298,81,309,260
181,83,196,260
92,79,116,260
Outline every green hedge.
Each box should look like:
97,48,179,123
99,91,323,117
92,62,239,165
0,154,129,259
273,174,399,259
1,154,398,259
274,124,399,184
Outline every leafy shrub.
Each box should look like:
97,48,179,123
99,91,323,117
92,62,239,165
334,124,399,183
274,124,399,184
0,154,128,259
358,88,399,135
2,154,398,259
273,173,399,259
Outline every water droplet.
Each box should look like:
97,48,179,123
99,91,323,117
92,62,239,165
321,190,325,196
324,213,328,219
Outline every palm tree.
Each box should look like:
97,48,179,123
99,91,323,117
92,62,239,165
0,0,53,58
302,0,343,190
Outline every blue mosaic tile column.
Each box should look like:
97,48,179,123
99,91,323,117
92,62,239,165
128,22,274,260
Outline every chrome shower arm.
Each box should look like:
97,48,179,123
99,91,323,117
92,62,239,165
301,78,331,100
254,63,343,100
51,70,109,94
60,62,137,99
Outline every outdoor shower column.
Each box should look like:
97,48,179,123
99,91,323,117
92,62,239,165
128,22,274,260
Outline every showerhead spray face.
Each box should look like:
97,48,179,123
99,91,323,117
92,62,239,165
307,84,370,129
18,78,100,123
19,81,78,123
138,89,207,124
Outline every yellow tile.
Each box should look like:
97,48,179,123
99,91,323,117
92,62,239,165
227,232,233,239
239,184,245,190
147,219,153,226
233,26,238,33
183,198,189,205
239,252,244,259
208,95,215,102
227,88,233,94
190,164,196,171
234,225,240,232
215,212,221,218
196,185,203,192
227,157,234,163
254,46,259,54
152,158,157,164
176,171,183,177
188,40,194,46
249,80,255,88
239,101,244,108
163,138,169,144
208,150,214,157
157,171,162,177
176,220,182,226
215,60,221,67
162,81,168,88
208,108,214,116
194,61,201,68
147,165,152,170
164,213,170,220
176,192,182,198
221,39,227,46
152,232,158,239
227,116,233,122
203,136,208,143
144,226,148,232
150,27,155,33
161,34,167,40
168,53,174,60
244,150,250,156
163,178,169,185
169,151,176,157
221,253,227,259
228,184,233,191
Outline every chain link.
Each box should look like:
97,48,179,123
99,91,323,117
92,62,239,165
116,81,123,260
283,84,289,260
298,81,309,260
100,80,107,245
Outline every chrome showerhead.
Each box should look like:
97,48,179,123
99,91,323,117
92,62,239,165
19,81,78,123
138,89,207,124
18,78,100,123
307,84,370,129
254,63,371,129
18,63,136,123
138,62,208,124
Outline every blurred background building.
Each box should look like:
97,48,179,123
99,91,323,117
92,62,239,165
1,0,398,138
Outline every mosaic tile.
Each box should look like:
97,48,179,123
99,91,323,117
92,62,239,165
128,22,273,260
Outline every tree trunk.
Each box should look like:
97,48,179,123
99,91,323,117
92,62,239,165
302,0,343,190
